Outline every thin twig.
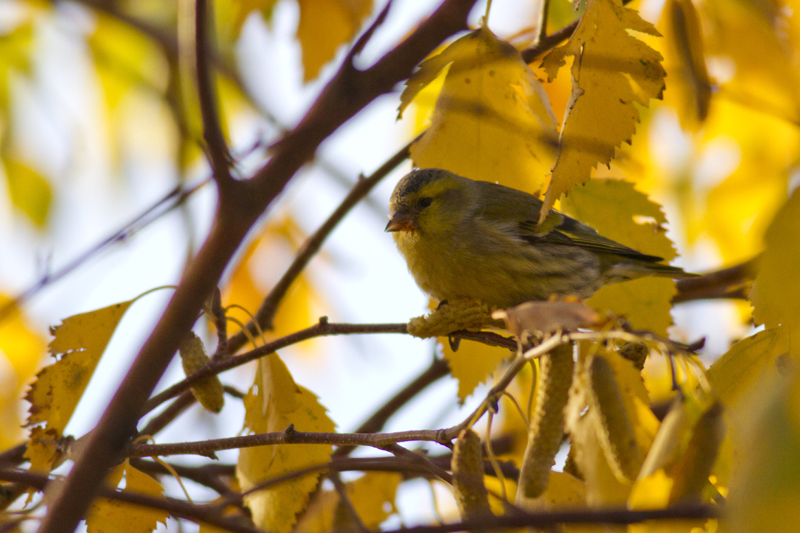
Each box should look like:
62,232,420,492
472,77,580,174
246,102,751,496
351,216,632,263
328,470,370,533
129,458,239,498
535,0,551,44
138,391,197,438
380,444,453,484
0,180,206,323
128,425,454,458
195,0,233,189
143,321,409,414
0,469,262,533
226,137,417,353
211,288,229,359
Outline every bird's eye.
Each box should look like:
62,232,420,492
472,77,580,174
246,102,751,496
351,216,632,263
419,197,433,209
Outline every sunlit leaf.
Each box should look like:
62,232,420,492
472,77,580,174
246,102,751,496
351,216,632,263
24,300,134,471
707,328,791,411
217,0,280,42
751,189,800,347
0,19,34,112
295,472,402,532
561,179,678,335
707,327,792,487
223,214,327,355
89,13,169,109
403,26,558,195
237,354,336,533
442,338,510,403
86,460,169,533
660,0,712,131
2,156,52,227
567,344,659,504
724,369,800,533
540,0,665,219
0,295,46,450
296,0,373,82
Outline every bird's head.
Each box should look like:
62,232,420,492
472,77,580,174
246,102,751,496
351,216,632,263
386,168,468,235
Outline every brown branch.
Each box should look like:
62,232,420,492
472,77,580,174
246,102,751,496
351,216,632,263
374,504,719,532
144,321,511,416
137,391,197,438
128,425,454,458
143,321,409,414
0,469,262,533
195,0,233,189
673,258,758,303
328,470,370,533
0,443,26,468
226,138,416,353
40,2,478,527
380,443,453,484
129,458,239,498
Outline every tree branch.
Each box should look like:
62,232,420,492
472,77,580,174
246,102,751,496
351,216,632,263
195,0,233,189
673,258,758,303
0,469,262,533
128,426,454,458
39,2,478,529
143,321,409,414
373,504,719,532
226,137,417,353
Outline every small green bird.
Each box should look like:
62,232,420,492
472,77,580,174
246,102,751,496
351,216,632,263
386,168,696,309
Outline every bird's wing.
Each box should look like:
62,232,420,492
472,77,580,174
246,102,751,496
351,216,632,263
473,180,664,262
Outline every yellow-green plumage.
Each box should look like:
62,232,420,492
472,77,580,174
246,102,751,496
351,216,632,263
386,168,695,309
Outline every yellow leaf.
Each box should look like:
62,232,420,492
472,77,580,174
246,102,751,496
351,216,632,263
237,353,336,533
442,338,510,403
567,344,659,504
24,300,134,471
404,26,558,195
216,0,279,42
223,215,326,355
707,327,791,488
751,189,800,348
518,471,592,533
2,156,52,227
296,0,373,82
707,328,791,412
86,460,169,533
89,13,169,108
0,295,47,450
561,179,678,335
701,0,800,121
0,20,34,111
628,469,705,533
724,369,800,533
659,0,712,131
294,472,402,532
540,0,665,218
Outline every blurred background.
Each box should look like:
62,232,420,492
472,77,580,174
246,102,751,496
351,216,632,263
1,0,796,528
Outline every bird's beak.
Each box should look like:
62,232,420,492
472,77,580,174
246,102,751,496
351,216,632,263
385,210,417,232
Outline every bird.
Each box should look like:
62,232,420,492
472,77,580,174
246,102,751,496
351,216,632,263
386,168,696,310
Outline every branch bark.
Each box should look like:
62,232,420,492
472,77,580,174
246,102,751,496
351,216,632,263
38,2,479,531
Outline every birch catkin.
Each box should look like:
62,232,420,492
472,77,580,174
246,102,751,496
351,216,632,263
517,343,574,499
